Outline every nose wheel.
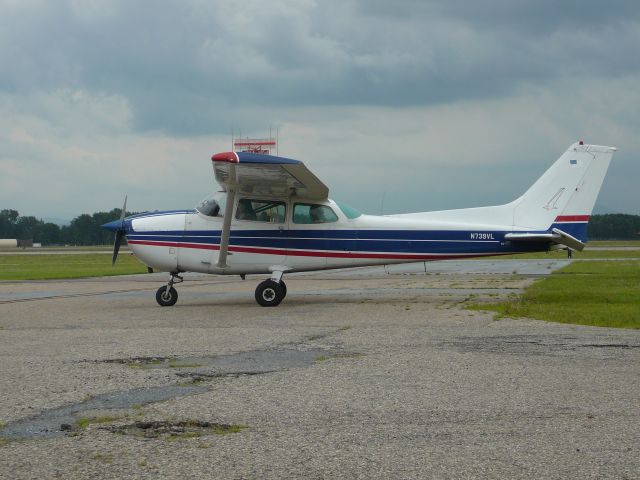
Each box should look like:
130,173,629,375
156,286,178,306
255,279,287,307
155,273,183,307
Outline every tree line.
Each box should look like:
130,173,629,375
0,208,131,246
1,209,639,246
587,214,640,240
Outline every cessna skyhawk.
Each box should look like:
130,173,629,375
103,142,615,307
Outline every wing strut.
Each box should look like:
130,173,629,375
216,165,237,269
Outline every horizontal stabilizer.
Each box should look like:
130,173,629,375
551,228,586,251
505,227,586,252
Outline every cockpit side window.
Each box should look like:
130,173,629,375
293,203,338,224
196,191,226,217
236,198,286,223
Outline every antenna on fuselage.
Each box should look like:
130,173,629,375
379,191,387,215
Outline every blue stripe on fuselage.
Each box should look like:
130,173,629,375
125,228,550,255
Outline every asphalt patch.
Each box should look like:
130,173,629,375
2,348,337,441
442,335,640,357
103,420,246,439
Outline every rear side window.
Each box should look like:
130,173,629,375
236,198,286,223
293,203,338,224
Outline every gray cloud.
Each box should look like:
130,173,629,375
2,1,640,135
0,0,638,217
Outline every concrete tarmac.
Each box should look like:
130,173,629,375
1,260,639,479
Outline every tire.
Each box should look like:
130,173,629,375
280,280,287,298
156,286,178,307
255,280,285,307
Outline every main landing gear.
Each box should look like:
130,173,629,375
154,271,288,307
255,279,287,307
155,273,183,307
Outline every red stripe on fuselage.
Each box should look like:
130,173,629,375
127,239,502,261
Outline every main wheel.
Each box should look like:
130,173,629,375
255,280,285,307
156,286,178,306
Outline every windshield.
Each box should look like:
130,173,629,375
196,191,226,217
336,201,363,219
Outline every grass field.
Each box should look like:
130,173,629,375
478,249,640,260
475,240,640,260
471,260,640,329
589,240,640,247
0,253,148,280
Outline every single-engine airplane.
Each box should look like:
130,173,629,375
103,141,615,307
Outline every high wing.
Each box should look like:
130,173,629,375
505,228,586,251
211,151,329,200
210,151,329,269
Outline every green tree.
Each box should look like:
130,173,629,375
0,209,19,238
589,214,640,240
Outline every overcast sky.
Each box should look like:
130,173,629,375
1,0,638,221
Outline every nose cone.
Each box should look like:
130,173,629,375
102,219,123,233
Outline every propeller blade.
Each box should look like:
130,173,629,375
112,229,123,266
111,195,128,266
120,195,128,223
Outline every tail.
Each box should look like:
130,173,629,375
511,142,615,241
389,142,615,247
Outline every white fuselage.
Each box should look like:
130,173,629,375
123,196,564,275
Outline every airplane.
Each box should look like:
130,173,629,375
102,141,615,307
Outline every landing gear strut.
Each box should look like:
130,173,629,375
156,273,183,307
255,271,287,307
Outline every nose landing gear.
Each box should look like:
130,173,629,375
155,273,183,307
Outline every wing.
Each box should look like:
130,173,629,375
505,228,586,251
211,151,329,200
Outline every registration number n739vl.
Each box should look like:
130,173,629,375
470,232,495,240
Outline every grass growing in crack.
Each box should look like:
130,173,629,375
77,415,126,429
315,353,364,363
127,359,164,370
469,261,640,329
164,431,203,441
106,420,248,440
168,361,203,369
212,424,247,435
93,453,114,463
338,326,351,332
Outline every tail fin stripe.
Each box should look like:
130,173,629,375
554,215,590,223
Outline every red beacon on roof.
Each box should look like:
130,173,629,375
579,140,584,145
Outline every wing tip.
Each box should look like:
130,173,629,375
211,152,240,163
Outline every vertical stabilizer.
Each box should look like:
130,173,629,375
512,142,615,241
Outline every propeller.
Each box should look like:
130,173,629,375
101,196,127,266
112,195,127,266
